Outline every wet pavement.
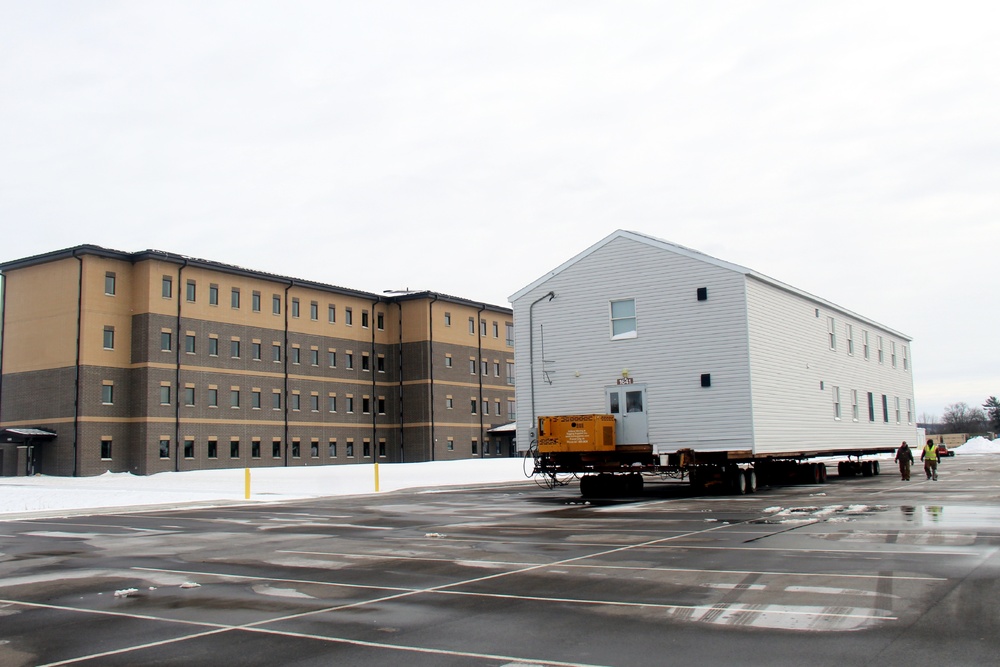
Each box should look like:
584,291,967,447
1,454,999,666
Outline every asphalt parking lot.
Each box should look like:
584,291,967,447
2,455,999,667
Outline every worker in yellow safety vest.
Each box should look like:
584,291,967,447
921,439,939,481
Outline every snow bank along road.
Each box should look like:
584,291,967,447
2,456,999,667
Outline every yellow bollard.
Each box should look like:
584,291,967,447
374,462,380,492
245,467,251,500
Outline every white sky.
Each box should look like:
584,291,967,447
1,1,997,419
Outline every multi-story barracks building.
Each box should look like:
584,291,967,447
0,245,516,476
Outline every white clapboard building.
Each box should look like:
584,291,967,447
510,230,918,459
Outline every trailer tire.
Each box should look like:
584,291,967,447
744,469,757,493
818,464,828,483
873,461,881,476
731,468,747,495
580,475,596,498
861,461,874,477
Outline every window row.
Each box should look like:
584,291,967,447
150,437,386,461
830,385,913,425
443,312,514,346
444,355,515,385
100,381,388,414
443,395,515,418
824,316,909,371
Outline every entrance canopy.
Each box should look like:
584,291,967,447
1,428,57,443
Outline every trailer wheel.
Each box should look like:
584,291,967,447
861,461,874,477
731,468,748,495
580,475,596,498
625,473,644,495
818,464,828,483
744,469,757,494
873,461,881,476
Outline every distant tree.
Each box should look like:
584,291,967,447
941,402,987,433
984,396,1000,431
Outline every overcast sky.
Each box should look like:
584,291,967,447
1,1,997,420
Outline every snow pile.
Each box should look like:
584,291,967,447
0,458,529,516
953,437,1000,455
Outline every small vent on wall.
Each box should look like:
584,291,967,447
701,374,711,387
697,287,708,301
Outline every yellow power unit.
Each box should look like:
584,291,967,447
537,414,617,453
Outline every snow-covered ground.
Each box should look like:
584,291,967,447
3,439,998,518
0,458,531,516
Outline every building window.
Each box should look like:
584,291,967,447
329,439,337,457
362,396,371,414
252,291,261,312
184,438,194,459
252,440,261,459
208,387,218,407
877,336,884,364
379,440,386,458
291,298,300,318
472,439,478,454
346,352,353,370
481,319,487,337
272,439,281,458
508,400,516,420
346,440,354,457
252,342,262,361
468,317,475,334
103,326,115,350
328,350,336,367
273,295,281,314
160,385,171,405
481,360,488,376
209,284,219,305
328,305,336,323
159,439,170,459
252,390,261,409
362,353,370,371
363,440,371,457
105,272,116,295
273,343,282,362
231,339,241,358
447,438,455,451
895,396,901,423
291,346,300,364
186,280,196,302
827,316,836,350
231,288,240,309
310,348,319,366
444,312,451,326
362,310,369,328
446,397,453,409
506,323,514,347
471,399,477,415
291,393,301,411
184,386,195,406
493,362,500,377
882,394,889,423
101,383,113,405
445,355,452,368
231,388,240,408
851,389,859,421
891,341,897,368
378,397,386,415
377,355,385,373
907,398,913,424
867,392,875,422
273,391,282,409
846,324,854,356
470,359,476,375
100,438,112,460
311,440,319,458
310,301,318,320
506,362,515,385
185,334,196,354
162,276,172,299
208,440,218,458
903,345,910,371
346,396,354,413
208,337,219,356
832,386,841,419
345,307,353,326
230,439,240,458
328,395,337,412
291,440,301,458
377,312,384,330
863,331,870,360
310,394,320,412
161,331,172,352
610,299,637,340
493,322,499,338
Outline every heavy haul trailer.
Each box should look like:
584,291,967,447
530,414,894,497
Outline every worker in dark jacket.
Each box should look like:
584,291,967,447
921,439,939,480
895,441,914,480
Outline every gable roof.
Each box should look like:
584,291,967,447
509,229,910,340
